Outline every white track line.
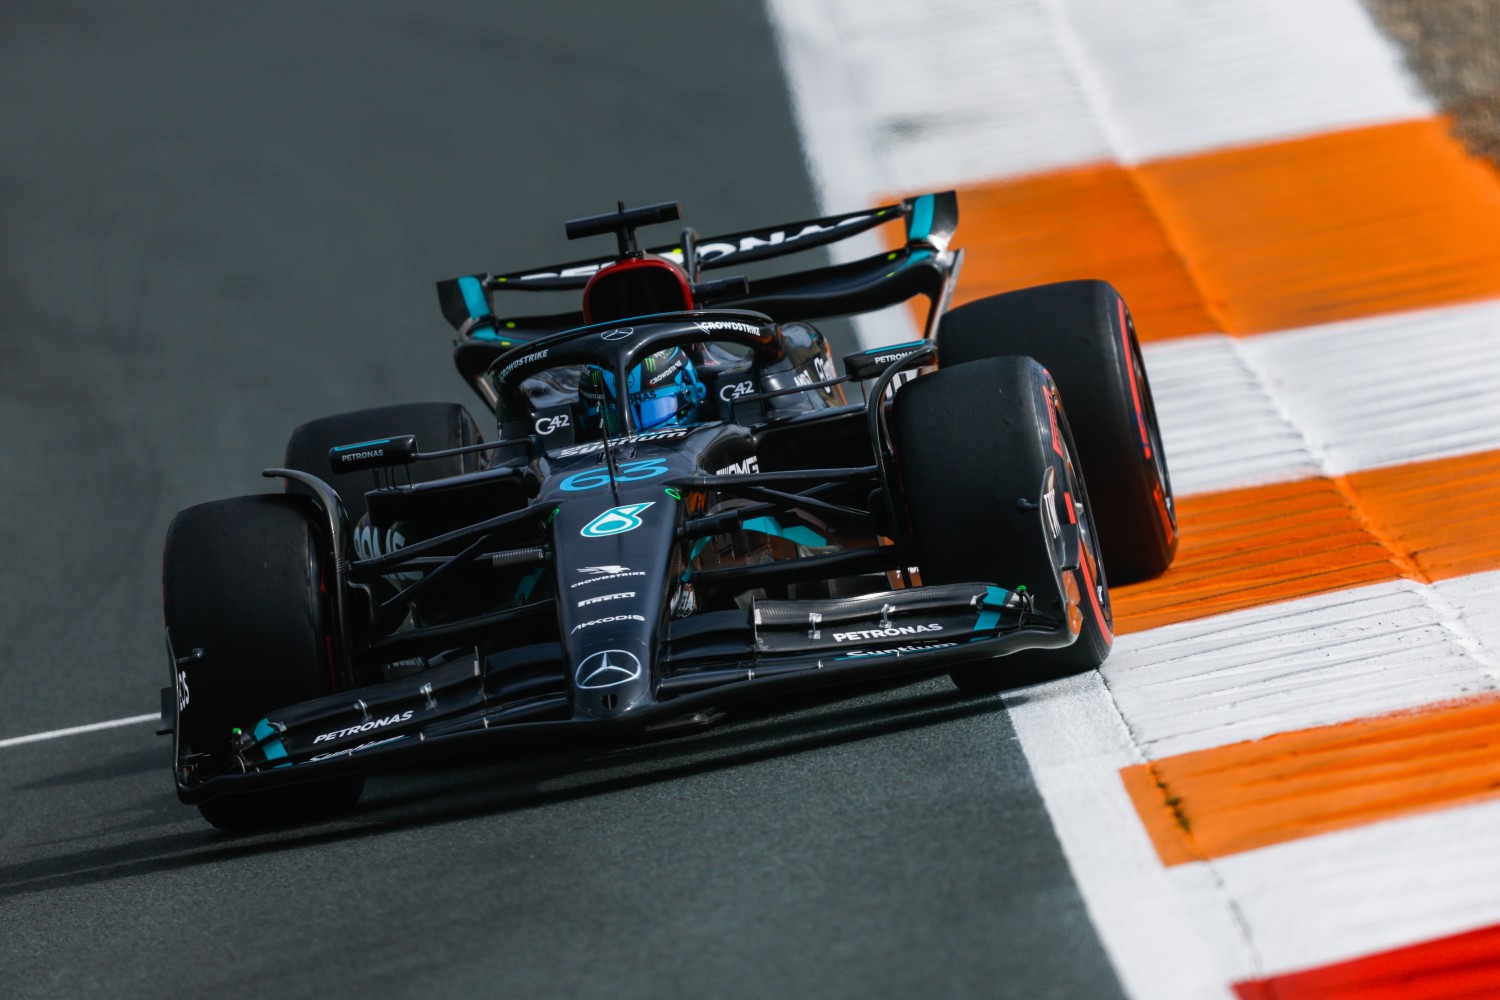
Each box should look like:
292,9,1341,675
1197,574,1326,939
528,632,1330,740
0,713,158,750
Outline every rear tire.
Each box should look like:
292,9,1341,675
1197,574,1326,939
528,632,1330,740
938,280,1176,583
163,494,364,830
283,401,483,525
893,357,1112,694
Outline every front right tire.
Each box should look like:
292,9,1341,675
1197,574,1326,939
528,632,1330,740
164,493,364,830
937,280,1176,583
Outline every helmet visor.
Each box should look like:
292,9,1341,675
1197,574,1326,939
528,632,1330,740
635,392,682,431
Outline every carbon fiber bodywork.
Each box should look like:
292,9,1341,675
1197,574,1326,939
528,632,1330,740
163,194,1097,805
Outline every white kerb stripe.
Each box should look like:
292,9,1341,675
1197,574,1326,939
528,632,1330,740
1104,579,1498,760
1242,298,1500,476
0,713,159,749
764,0,1112,206
1145,298,1500,496
1215,796,1500,976
1142,333,1321,496
1438,571,1500,665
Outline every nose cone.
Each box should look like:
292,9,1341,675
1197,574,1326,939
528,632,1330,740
551,494,676,720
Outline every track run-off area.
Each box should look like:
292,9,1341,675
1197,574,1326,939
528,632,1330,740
775,0,1500,995
4,2,1500,997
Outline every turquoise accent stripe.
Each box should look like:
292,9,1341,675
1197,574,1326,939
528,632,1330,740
974,585,1011,634
680,536,713,582
333,437,391,452
512,566,545,604
741,516,827,547
253,717,288,762
907,194,935,241
863,340,925,355
458,275,492,318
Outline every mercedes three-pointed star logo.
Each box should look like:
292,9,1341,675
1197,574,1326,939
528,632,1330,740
575,649,643,689
601,326,635,341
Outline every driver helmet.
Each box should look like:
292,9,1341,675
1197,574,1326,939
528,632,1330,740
584,346,707,434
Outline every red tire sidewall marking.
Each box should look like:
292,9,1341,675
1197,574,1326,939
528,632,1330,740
1078,545,1112,648
1051,385,1111,646
1119,296,1175,541
1045,382,1066,460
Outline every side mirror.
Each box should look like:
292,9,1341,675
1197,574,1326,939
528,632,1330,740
842,340,934,380
328,435,419,473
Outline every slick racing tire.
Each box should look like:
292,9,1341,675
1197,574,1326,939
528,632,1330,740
893,357,1112,694
283,401,483,526
163,494,364,830
937,280,1176,583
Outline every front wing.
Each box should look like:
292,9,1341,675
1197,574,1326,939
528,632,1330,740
169,583,1075,803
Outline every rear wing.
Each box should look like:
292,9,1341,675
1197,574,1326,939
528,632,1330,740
435,191,959,343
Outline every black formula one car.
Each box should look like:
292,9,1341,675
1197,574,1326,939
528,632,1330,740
159,193,1177,829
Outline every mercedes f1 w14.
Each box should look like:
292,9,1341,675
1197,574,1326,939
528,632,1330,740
159,192,1177,829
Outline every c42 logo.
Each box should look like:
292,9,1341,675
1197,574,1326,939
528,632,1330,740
581,502,655,538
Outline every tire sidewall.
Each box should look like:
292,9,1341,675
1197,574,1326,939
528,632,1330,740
892,357,1112,679
164,494,334,759
937,281,1176,582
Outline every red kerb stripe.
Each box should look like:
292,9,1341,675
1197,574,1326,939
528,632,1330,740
1233,921,1500,999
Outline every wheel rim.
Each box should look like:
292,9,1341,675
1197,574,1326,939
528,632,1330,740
1052,390,1112,631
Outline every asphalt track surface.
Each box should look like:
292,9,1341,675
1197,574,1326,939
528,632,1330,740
0,4,1123,996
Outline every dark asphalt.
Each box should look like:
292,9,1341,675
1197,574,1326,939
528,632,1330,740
0,3,1124,997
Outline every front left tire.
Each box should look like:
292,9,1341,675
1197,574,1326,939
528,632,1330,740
892,356,1112,694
